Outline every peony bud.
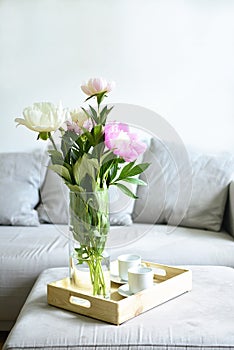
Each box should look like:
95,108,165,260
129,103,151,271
81,77,115,96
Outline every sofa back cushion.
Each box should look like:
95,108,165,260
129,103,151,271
0,152,48,226
133,137,234,232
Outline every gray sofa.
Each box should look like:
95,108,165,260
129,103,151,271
0,138,234,331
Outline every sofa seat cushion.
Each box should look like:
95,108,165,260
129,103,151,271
0,224,69,328
107,224,234,267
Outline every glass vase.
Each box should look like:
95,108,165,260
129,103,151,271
69,190,110,299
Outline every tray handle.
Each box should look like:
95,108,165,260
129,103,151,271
69,295,91,308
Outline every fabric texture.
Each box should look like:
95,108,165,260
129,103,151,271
37,167,135,226
0,224,69,329
3,266,234,349
37,167,69,224
1,223,234,329
0,152,48,226
133,138,234,231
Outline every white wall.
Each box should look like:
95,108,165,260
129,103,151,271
0,0,234,153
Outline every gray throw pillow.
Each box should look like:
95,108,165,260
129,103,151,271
0,152,48,226
133,137,234,232
37,167,69,225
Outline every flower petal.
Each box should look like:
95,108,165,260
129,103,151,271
104,122,146,162
81,77,115,96
16,102,68,133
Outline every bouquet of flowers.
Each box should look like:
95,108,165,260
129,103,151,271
15,77,149,297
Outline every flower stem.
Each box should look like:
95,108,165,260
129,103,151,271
49,133,58,151
87,251,107,297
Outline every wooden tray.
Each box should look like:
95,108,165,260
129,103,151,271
47,261,192,325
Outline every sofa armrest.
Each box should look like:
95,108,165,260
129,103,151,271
224,181,234,237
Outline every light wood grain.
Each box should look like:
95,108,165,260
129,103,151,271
47,262,192,325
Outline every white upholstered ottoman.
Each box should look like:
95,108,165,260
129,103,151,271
3,266,234,350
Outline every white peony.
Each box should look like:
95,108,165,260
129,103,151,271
15,102,68,132
70,107,89,126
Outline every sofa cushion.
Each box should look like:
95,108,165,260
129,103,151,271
107,223,234,266
37,167,69,225
0,152,48,226
0,224,69,328
133,138,234,232
37,167,136,226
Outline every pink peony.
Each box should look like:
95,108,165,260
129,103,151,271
66,119,93,134
104,122,147,162
66,121,82,134
81,77,115,96
83,118,93,130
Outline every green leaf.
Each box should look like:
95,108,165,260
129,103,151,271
100,105,114,124
92,124,103,141
48,150,64,165
99,157,121,186
99,105,107,124
82,130,94,145
60,130,79,162
81,107,91,119
123,163,150,178
84,94,95,102
73,158,82,185
122,177,147,186
84,91,107,105
92,142,105,160
73,155,99,186
118,161,135,180
112,183,138,199
70,148,82,163
89,105,98,123
64,183,84,192
107,162,118,184
49,164,72,182
100,105,107,116
97,91,107,105
62,130,79,144
106,105,114,116
100,150,115,166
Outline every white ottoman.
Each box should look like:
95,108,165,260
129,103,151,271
3,266,234,350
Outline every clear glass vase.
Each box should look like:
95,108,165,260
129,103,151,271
69,190,110,299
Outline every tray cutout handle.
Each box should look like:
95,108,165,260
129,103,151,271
69,295,91,309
